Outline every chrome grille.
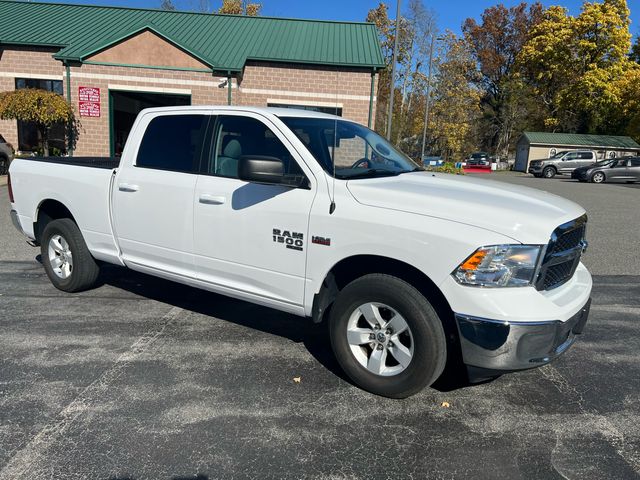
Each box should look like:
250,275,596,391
535,215,587,291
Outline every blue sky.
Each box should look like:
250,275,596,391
40,0,640,37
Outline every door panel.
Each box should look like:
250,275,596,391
577,152,595,168
609,159,631,181
113,168,197,275
631,160,640,180
112,112,210,276
194,177,313,305
560,152,579,173
193,113,316,307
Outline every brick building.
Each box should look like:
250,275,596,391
0,1,383,156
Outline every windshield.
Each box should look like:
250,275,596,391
549,150,569,159
279,117,421,179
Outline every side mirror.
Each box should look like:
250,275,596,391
239,155,284,185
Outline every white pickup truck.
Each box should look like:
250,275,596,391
8,106,592,398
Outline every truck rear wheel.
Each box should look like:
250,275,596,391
41,218,100,292
329,274,447,398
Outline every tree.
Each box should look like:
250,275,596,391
462,2,543,157
366,3,396,135
0,89,78,156
517,6,574,131
366,1,435,144
218,0,261,15
395,0,436,146
518,0,633,134
429,32,481,160
160,0,176,10
608,64,640,141
632,36,640,63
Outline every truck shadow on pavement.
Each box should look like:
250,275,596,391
94,263,475,393
96,263,351,385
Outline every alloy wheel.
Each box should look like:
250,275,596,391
346,302,414,376
48,234,73,279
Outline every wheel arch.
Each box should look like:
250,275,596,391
33,199,78,245
312,254,463,379
313,254,454,328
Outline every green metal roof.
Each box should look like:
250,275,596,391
522,131,640,149
0,0,385,72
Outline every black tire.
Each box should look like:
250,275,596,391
591,171,605,183
329,274,447,398
41,218,100,292
542,166,556,178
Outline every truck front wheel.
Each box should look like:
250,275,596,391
329,274,447,398
543,166,556,178
41,218,100,292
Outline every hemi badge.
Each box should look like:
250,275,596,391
312,236,331,246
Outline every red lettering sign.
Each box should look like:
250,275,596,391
79,86,100,117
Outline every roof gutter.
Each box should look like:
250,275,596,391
529,143,640,150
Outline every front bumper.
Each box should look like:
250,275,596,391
455,297,591,374
572,170,589,180
528,164,543,174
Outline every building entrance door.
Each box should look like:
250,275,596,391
109,90,190,157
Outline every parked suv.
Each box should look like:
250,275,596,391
529,150,597,178
0,134,14,175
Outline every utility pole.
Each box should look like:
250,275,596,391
420,34,435,160
386,0,401,141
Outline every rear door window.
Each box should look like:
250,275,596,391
136,114,210,173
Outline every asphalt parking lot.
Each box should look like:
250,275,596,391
1,172,639,479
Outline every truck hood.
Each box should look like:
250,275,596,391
346,172,585,244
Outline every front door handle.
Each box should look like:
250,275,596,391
199,194,226,205
118,183,139,192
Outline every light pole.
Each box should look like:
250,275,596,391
420,34,435,161
386,0,401,141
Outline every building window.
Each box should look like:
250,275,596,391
15,78,65,154
268,103,343,116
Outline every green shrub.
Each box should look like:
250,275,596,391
424,163,465,175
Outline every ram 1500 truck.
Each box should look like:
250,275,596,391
8,107,592,398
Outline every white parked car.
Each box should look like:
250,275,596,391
8,107,592,398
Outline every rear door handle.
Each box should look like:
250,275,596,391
199,194,226,205
118,183,139,192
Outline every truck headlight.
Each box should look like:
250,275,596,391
453,245,542,287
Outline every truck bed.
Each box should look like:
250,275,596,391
9,156,121,265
